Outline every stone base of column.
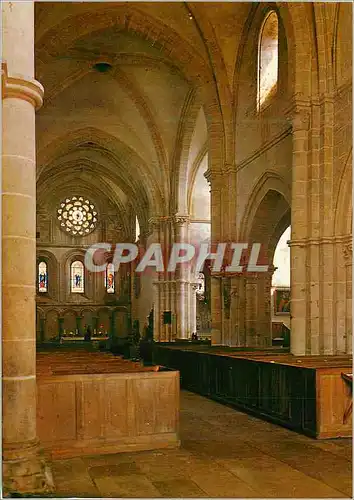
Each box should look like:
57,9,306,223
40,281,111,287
211,328,222,345
2,440,54,496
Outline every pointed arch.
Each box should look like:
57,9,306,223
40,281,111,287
239,171,291,242
257,10,279,110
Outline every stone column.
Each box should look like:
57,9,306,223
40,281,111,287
173,215,190,339
221,277,232,345
109,312,116,340
223,163,237,242
58,317,64,340
92,316,99,335
76,316,83,336
243,268,275,348
149,216,175,342
205,170,223,345
288,99,348,355
343,242,352,354
288,105,310,355
149,217,167,341
229,275,245,346
2,2,51,494
210,275,222,344
39,317,46,343
189,283,198,337
244,277,258,346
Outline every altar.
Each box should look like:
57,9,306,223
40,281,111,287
60,336,109,342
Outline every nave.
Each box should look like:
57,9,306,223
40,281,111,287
2,1,352,494
50,391,352,498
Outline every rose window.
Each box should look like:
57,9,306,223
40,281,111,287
57,196,98,236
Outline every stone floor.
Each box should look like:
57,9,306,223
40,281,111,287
50,391,352,498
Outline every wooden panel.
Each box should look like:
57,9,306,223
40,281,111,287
129,375,179,436
103,378,129,439
153,346,328,437
37,382,76,443
316,369,352,438
37,368,180,457
76,379,105,440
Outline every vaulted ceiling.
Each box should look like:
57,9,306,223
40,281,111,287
35,2,253,231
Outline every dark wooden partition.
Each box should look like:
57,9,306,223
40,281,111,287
153,344,351,439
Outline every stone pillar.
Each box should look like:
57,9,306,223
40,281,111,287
92,316,99,335
288,105,310,355
223,163,237,242
288,99,344,355
112,312,118,338
229,275,245,346
221,277,232,345
39,317,45,343
189,283,198,337
210,275,222,344
58,317,64,340
1,2,51,494
243,267,275,348
244,277,258,346
205,170,223,345
76,316,83,336
343,242,352,354
149,216,174,342
173,216,190,339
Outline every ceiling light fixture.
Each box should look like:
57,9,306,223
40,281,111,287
93,62,112,73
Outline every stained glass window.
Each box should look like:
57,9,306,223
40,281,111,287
57,196,98,236
38,261,48,293
106,263,115,294
258,11,278,110
71,260,84,293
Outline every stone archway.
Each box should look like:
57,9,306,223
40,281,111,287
240,187,290,347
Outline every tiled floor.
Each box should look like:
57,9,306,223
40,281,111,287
50,391,352,498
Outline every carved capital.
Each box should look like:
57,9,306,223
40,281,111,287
285,99,310,132
2,63,44,110
173,215,190,226
343,242,353,262
148,216,171,232
204,169,222,188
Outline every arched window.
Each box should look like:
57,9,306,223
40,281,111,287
258,11,279,110
38,261,48,293
135,216,140,242
71,260,84,293
106,263,115,294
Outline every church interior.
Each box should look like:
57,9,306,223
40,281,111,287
1,1,353,497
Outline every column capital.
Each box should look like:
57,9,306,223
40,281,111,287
343,242,353,262
173,215,190,226
284,98,310,132
289,235,352,248
267,265,277,276
204,168,222,187
2,63,44,110
148,216,170,232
